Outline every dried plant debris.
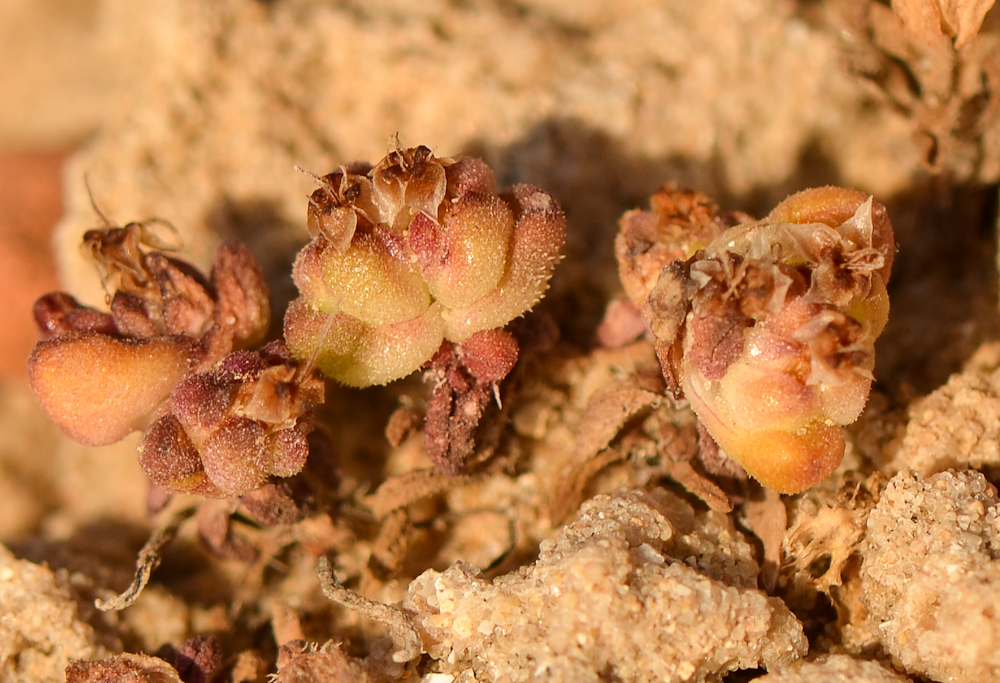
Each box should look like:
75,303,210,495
778,472,884,650
93,506,196,612
316,556,420,667
154,635,225,683
65,638,226,683
618,185,895,493
550,379,664,521
891,0,996,48
756,653,912,682
421,331,518,475
401,490,805,682
273,642,372,683
534,340,721,521
0,545,109,683
65,654,185,683
862,469,1000,682
782,473,882,597
839,0,1000,181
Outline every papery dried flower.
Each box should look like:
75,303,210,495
79,221,270,359
619,186,895,493
284,145,565,388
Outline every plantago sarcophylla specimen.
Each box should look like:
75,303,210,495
617,186,895,493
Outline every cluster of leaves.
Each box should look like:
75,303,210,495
29,220,324,500
284,145,565,472
24,146,570,680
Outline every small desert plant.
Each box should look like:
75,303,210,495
616,186,895,493
284,145,565,473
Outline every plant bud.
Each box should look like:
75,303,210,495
138,415,220,496
200,416,271,497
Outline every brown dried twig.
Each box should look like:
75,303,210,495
316,556,422,665
95,505,197,611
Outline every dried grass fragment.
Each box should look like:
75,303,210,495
95,506,196,612
316,556,421,666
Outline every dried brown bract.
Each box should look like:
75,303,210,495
79,221,269,362
616,187,727,310
423,329,518,475
619,186,895,493
839,0,1000,181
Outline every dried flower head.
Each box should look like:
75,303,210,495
618,186,895,493
284,145,566,388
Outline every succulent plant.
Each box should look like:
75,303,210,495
284,145,566,388
284,145,565,474
617,186,895,493
28,221,323,498
138,342,324,497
